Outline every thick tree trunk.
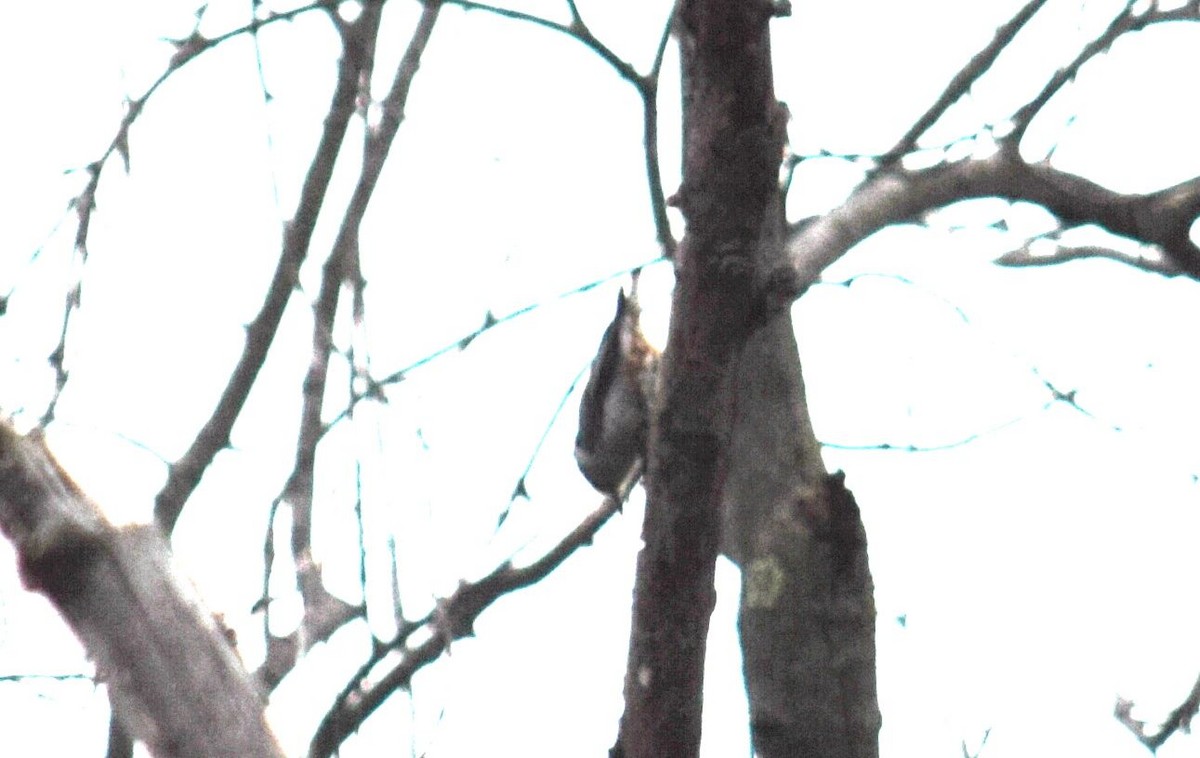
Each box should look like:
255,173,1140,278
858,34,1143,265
613,0,795,755
723,311,881,758
609,0,881,753
739,472,879,758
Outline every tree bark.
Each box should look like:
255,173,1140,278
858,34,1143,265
608,0,882,753
613,0,792,755
0,423,283,758
721,160,880,758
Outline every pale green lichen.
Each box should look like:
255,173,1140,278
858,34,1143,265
744,554,784,608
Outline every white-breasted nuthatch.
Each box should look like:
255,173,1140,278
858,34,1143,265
575,290,659,495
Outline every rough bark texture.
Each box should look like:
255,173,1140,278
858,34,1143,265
721,151,881,758
613,0,787,755
0,424,283,758
737,471,879,758
609,0,882,753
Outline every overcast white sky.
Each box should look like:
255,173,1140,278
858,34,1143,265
1,0,1200,756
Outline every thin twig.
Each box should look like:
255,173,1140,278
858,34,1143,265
1007,1,1199,144
40,1,337,426
441,0,675,254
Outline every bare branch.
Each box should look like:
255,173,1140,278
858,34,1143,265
876,0,1050,170
445,0,572,36
497,364,591,526
307,491,626,757
445,0,641,82
1010,0,1199,143
994,242,1183,277
624,4,680,257
440,0,677,255
285,0,438,607
819,390,1099,454
639,76,677,257
321,264,650,433
253,504,363,694
154,2,382,532
40,2,338,426
1116,672,1200,751
785,153,1200,298
260,0,443,690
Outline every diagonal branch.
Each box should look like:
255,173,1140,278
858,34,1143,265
875,0,1050,171
638,3,681,257
153,4,380,532
307,490,626,758
1010,0,1199,142
1116,672,1200,752
0,424,283,757
258,0,444,689
41,1,338,426
285,0,439,591
781,0,1200,304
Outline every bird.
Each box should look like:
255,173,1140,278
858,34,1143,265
574,289,659,495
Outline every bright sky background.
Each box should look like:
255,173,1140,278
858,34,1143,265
1,0,1199,756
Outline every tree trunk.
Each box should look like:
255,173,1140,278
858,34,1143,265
719,192,880,757
614,0,808,755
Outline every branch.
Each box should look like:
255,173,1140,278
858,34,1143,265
876,0,1050,170
288,0,438,594
252,517,363,694
498,364,591,525
638,72,677,257
441,0,677,255
783,152,1200,298
1116,672,1200,751
444,0,641,82
153,3,380,531
1010,0,1199,143
321,263,650,433
258,0,442,688
820,377,1116,453
0,423,282,757
307,491,625,757
994,241,1183,277
40,1,337,426
784,1,1200,299
637,2,680,257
